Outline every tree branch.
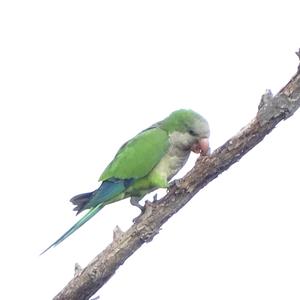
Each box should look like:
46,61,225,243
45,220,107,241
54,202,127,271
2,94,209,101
54,52,300,300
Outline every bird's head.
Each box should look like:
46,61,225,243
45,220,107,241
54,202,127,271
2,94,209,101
160,109,210,155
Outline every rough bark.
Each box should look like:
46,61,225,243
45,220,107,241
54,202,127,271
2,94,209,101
54,51,300,300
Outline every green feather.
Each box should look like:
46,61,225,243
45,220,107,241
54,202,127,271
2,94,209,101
159,109,206,133
100,127,170,181
41,109,210,254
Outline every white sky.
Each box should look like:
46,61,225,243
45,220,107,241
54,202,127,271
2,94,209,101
1,1,300,299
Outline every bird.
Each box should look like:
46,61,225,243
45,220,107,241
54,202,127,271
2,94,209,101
41,109,210,254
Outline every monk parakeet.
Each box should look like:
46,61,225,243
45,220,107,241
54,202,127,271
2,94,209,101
41,109,209,254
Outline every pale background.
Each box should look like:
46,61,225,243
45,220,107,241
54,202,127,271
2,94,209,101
1,1,300,299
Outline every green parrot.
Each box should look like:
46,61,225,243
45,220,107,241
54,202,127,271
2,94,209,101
41,109,209,254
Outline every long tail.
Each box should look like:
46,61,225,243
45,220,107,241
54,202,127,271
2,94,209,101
41,179,132,255
40,203,105,255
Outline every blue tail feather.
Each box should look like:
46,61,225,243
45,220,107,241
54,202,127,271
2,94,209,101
41,178,134,255
87,179,133,208
40,203,104,255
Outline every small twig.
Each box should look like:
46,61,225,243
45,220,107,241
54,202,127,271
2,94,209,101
74,263,82,277
113,226,124,241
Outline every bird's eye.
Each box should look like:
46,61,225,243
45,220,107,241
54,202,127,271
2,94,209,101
188,129,197,136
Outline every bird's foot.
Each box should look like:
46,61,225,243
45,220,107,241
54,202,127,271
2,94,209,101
132,194,158,223
130,196,144,212
132,213,142,223
131,196,145,223
168,179,181,191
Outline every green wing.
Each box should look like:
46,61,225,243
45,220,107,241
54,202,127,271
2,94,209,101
99,127,170,181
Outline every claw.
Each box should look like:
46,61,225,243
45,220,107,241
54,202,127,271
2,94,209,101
130,196,144,212
168,179,181,190
131,194,160,223
132,213,142,223
130,194,158,223
131,196,146,223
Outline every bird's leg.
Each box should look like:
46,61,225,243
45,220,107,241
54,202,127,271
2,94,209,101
130,196,144,212
131,196,145,223
131,193,158,223
168,179,181,191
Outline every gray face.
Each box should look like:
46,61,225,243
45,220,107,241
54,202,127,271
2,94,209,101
169,131,197,151
170,116,210,153
187,117,210,139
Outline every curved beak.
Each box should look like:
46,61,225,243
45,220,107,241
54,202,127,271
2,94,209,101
191,138,210,155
